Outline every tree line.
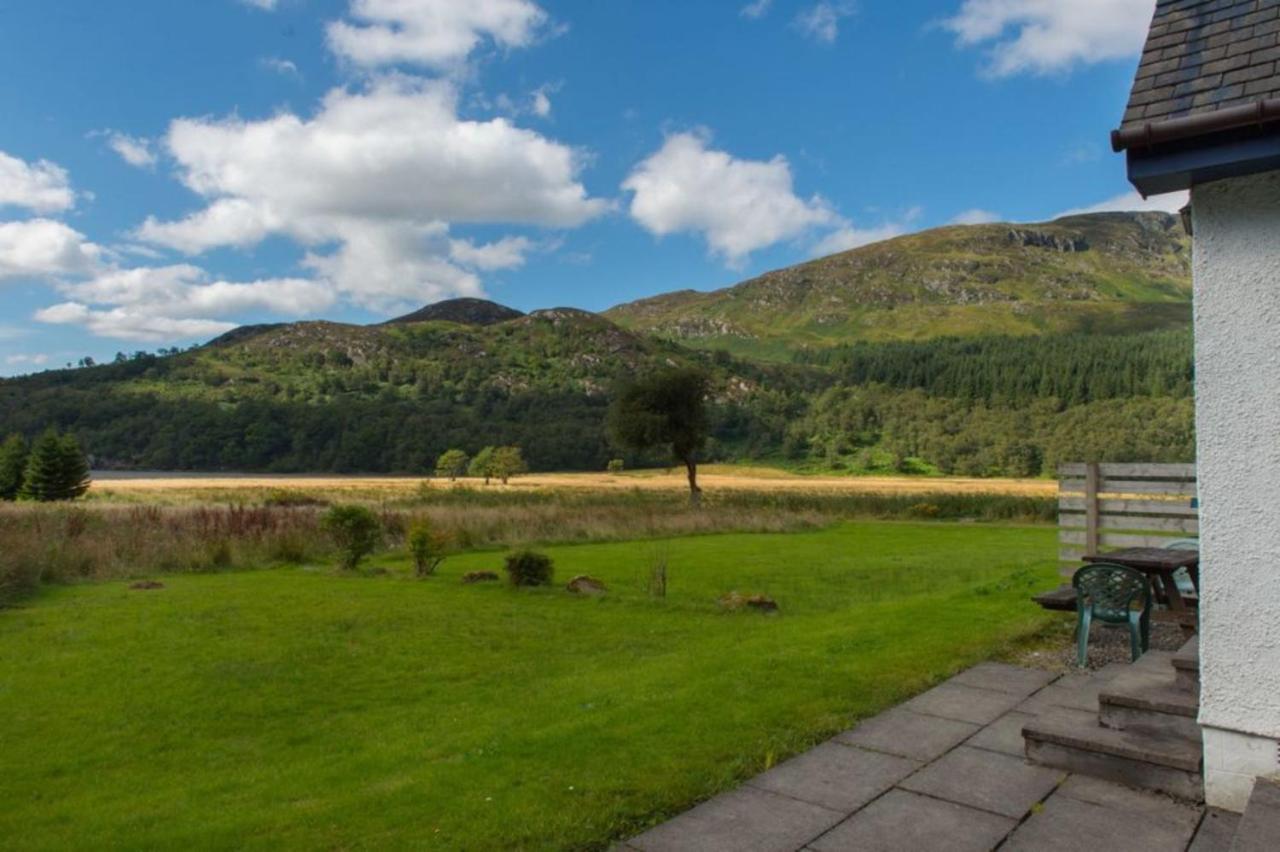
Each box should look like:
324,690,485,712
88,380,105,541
794,329,1193,406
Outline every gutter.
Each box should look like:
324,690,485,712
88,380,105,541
1112,98,1280,152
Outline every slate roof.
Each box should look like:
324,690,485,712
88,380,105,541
1120,0,1280,132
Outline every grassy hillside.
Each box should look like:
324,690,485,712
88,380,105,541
606,212,1191,360
0,214,1196,477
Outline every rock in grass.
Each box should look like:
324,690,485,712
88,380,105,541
130,581,165,590
719,592,779,614
462,571,500,584
566,575,607,596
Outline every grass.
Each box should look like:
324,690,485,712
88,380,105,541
0,521,1057,850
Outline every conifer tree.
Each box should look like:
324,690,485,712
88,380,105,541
0,433,28,500
19,429,90,502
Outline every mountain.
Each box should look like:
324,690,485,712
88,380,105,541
0,307,750,473
606,212,1191,360
382,298,525,327
0,213,1195,476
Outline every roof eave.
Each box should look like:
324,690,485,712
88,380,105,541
1113,98,1280,153
1124,123,1280,196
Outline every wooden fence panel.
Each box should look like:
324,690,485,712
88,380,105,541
1057,462,1197,575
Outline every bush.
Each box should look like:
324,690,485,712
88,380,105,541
504,549,554,587
320,505,382,571
262,489,327,508
407,520,450,577
607,459,625,474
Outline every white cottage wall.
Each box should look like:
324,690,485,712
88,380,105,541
1192,169,1280,811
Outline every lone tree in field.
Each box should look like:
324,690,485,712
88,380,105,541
0,434,29,501
19,429,90,502
468,446,496,484
435,449,470,482
608,367,710,506
491,446,527,484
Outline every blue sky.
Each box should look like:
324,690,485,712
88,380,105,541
0,0,1180,374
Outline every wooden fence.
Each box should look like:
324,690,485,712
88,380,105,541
1057,463,1198,576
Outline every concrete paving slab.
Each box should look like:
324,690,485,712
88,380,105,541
900,681,1024,726
1016,671,1114,714
629,784,843,852
807,789,1016,852
834,707,979,762
1002,788,1200,851
746,742,919,813
1188,808,1241,852
963,710,1036,757
949,662,1058,697
1054,774,1202,831
899,745,1063,818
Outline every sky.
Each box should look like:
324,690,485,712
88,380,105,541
0,0,1186,374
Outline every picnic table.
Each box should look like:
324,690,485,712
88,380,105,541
1083,547,1199,631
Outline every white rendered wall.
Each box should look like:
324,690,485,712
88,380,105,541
1192,169,1280,812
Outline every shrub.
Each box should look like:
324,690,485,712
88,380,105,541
262,489,327,508
504,549,554,587
407,520,450,577
607,459,625,474
320,505,382,571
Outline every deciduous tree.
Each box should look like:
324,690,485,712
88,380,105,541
608,368,710,506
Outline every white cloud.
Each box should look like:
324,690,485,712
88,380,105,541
35,263,335,342
795,2,857,43
5,353,49,366
623,131,838,266
327,0,549,69
136,76,605,311
105,132,157,169
0,219,102,280
532,89,552,118
0,150,76,213
811,223,907,256
449,235,534,271
35,302,238,343
949,208,1002,225
741,0,773,19
943,0,1153,77
1054,189,1189,218
261,57,300,76
300,221,484,313
240,0,278,10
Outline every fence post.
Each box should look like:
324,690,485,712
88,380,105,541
1085,462,1100,556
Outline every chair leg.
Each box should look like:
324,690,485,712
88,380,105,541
1077,608,1091,668
1128,614,1142,662
1140,609,1151,652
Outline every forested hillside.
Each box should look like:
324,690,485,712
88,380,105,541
0,213,1197,477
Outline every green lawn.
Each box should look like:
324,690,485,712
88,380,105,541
0,522,1056,850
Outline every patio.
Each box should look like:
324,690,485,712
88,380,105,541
619,656,1244,852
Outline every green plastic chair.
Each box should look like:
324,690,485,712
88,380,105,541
1073,563,1151,667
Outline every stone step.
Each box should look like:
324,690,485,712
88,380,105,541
1173,634,1200,693
1230,777,1280,851
1023,707,1204,802
1099,664,1200,741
